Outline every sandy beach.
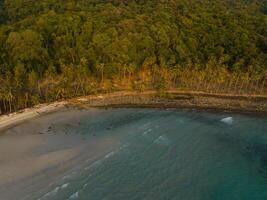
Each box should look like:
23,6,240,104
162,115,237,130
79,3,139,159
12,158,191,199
0,102,68,132
1,90,267,132
0,107,119,200
0,90,266,199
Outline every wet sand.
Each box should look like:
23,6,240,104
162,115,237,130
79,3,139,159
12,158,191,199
0,108,119,200
0,91,266,199
1,91,266,132
0,102,67,131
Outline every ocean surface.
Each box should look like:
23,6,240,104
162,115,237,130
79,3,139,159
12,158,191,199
36,108,267,200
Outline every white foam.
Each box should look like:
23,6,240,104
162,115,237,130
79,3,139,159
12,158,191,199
221,117,233,125
120,143,128,149
154,135,170,145
92,159,103,166
43,186,59,197
61,183,69,189
85,143,128,170
143,129,152,135
85,159,103,170
105,151,115,158
71,171,77,175
140,123,151,130
84,166,90,170
69,191,79,199
40,182,69,199
62,175,71,180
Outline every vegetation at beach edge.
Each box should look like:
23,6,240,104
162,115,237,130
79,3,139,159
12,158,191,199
0,0,266,114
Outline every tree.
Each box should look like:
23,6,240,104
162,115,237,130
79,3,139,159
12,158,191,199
6,29,47,73
0,0,266,113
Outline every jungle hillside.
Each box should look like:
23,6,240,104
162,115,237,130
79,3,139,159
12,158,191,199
0,0,266,113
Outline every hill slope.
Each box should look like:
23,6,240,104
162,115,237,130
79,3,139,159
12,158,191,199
0,0,266,113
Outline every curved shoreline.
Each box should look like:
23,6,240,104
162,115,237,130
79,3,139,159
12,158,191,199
0,102,68,132
70,91,267,115
0,90,267,131
0,91,266,199
0,108,121,200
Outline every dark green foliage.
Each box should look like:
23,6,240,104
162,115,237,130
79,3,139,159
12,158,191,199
0,0,266,113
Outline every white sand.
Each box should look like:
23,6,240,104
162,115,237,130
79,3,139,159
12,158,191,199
0,102,67,131
0,107,119,200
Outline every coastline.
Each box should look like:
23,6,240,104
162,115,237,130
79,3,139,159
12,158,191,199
70,90,267,115
0,91,266,199
0,108,120,199
0,101,67,132
1,90,267,131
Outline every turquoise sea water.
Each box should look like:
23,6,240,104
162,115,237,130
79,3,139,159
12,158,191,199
38,109,267,200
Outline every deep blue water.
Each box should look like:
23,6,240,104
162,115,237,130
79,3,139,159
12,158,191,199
38,109,267,200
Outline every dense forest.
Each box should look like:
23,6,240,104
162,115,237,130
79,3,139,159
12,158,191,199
0,0,266,113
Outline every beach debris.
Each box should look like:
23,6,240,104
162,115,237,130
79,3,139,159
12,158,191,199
220,117,233,125
47,126,52,132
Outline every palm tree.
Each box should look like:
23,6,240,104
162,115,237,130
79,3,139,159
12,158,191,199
96,63,104,83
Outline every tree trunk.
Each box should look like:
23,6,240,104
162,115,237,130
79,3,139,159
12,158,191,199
260,78,266,95
234,75,240,92
9,99,12,113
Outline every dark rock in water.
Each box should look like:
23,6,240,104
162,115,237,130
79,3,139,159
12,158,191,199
39,132,45,134
47,126,52,132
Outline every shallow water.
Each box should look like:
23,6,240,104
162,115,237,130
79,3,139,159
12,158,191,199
21,109,267,199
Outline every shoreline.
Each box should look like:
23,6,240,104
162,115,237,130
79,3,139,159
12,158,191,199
0,92,266,199
70,90,267,115
0,108,120,199
0,90,267,131
0,101,67,132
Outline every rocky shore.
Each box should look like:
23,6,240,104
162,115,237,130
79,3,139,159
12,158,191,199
70,91,267,115
0,91,266,199
1,90,266,131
